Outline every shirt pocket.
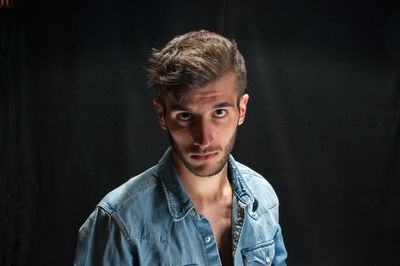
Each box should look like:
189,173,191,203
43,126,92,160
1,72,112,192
241,239,275,265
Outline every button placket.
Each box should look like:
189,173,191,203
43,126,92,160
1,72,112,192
191,213,221,265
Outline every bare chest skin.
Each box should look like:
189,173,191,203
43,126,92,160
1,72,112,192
196,201,233,265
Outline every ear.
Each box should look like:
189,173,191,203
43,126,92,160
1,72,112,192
152,98,167,130
238,94,249,125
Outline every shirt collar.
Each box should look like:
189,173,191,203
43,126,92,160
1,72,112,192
228,154,255,206
158,147,255,221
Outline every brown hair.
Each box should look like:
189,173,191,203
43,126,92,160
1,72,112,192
147,30,246,102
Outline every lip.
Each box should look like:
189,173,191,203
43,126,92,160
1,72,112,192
190,152,218,161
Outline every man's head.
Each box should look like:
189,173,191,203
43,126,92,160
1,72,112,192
147,30,247,103
148,30,249,177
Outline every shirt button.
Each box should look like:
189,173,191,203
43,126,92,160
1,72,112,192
242,194,251,203
265,257,271,264
204,236,211,243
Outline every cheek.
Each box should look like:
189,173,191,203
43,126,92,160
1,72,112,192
167,125,193,145
219,114,239,128
167,121,192,136
215,120,237,139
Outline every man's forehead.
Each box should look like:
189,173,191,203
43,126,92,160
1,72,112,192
165,87,238,110
169,101,235,112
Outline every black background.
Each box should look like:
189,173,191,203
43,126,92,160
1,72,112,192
1,0,399,265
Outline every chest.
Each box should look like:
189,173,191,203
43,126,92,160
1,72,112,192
131,206,279,266
198,205,233,265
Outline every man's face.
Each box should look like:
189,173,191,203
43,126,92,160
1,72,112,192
153,72,249,177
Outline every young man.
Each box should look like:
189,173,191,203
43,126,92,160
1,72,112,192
74,30,287,265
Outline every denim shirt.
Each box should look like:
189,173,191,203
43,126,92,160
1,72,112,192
74,148,287,265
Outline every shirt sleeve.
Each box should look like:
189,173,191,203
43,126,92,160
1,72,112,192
73,207,137,266
272,224,288,266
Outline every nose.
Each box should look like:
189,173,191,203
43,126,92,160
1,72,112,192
192,118,214,148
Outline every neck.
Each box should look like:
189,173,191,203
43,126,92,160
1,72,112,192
172,151,232,203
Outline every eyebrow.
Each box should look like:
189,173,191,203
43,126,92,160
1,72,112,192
212,102,235,109
170,102,235,112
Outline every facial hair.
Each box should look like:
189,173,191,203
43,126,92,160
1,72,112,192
167,128,237,177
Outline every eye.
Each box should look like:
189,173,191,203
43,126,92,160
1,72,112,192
213,109,227,118
177,112,193,121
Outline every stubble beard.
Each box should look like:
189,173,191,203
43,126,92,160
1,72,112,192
167,129,237,177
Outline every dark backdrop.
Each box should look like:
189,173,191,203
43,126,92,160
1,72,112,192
1,0,399,265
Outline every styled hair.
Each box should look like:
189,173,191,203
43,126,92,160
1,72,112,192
147,30,246,102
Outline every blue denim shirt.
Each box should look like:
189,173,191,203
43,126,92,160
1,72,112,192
74,148,287,265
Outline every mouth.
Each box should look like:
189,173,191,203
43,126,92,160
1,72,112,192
190,152,218,161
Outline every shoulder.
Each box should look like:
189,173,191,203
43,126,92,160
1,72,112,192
96,165,171,231
91,165,172,240
98,165,160,213
235,160,279,208
78,163,173,249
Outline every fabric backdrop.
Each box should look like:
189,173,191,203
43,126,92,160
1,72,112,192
1,0,399,265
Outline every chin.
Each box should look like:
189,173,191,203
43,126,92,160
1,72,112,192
186,157,227,177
